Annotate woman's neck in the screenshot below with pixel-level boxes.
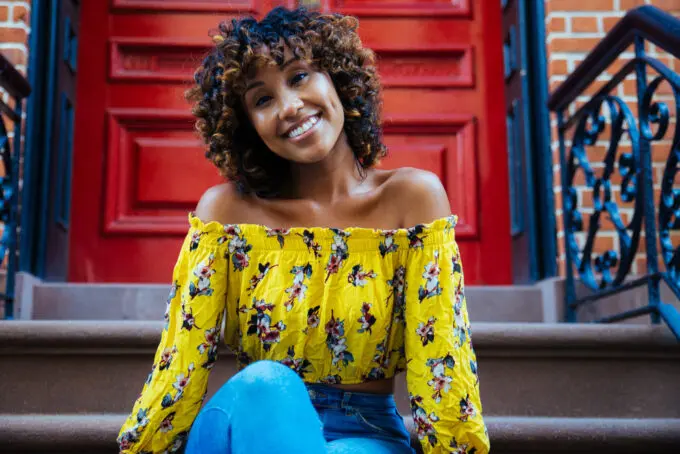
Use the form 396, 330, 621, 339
287, 133, 367, 205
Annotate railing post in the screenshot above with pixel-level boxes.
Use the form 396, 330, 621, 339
4, 98, 23, 320
557, 110, 577, 322
634, 35, 662, 325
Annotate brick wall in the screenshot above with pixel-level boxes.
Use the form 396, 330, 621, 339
545, 0, 680, 277
0, 1, 29, 71
0, 0, 30, 318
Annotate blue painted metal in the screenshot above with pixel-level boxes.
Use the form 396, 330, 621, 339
634, 36, 662, 325
549, 5, 680, 339
21, 0, 48, 274
526, 0, 557, 278
507, 101, 524, 237
0, 55, 31, 319
55, 93, 74, 228
35, 0, 61, 279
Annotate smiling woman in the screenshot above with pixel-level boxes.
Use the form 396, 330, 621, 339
117, 6, 490, 454
186, 7, 385, 198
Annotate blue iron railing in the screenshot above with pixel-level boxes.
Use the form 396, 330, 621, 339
548, 5, 680, 339
0, 54, 31, 319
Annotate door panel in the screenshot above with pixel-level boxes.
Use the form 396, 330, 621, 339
70, 0, 511, 284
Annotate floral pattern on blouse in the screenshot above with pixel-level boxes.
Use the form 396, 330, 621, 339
118, 214, 489, 454
247, 262, 278, 294
325, 310, 355, 368
284, 264, 312, 311
265, 227, 290, 248
246, 298, 286, 351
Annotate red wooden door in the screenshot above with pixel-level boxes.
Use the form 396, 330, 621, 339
70, 0, 511, 284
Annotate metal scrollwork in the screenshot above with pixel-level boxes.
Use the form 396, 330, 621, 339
649, 71, 680, 283
565, 95, 643, 291
551, 10, 680, 337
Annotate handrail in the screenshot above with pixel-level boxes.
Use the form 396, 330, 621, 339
0, 53, 31, 319
548, 5, 680, 112
548, 5, 680, 340
0, 54, 31, 99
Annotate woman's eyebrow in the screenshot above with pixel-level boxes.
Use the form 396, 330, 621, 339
244, 81, 264, 94
280, 57, 298, 70
244, 58, 300, 94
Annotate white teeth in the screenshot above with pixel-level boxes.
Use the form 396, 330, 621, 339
288, 115, 319, 138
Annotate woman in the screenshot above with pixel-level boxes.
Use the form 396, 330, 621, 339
118, 6, 489, 454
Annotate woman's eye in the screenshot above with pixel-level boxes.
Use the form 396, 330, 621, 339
255, 95, 271, 107
291, 72, 308, 85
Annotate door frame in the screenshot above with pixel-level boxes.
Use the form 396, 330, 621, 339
525, 0, 557, 279
21, 0, 78, 279
503, 0, 557, 281
21, 0, 51, 276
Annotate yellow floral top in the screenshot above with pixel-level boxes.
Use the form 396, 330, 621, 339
118, 214, 489, 454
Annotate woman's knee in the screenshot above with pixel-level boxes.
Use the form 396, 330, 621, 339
229, 360, 305, 398
205, 360, 304, 410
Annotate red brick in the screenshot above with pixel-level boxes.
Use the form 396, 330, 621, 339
619, 78, 637, 96
550, 37, 602, 53
602, 16, 623, 32
0, 27, 27, 44
652, 143, 675, 166
620, 0, 646, 9
593, 235, 616, 254
551, 0, 614, 11
549, 16, 567, 33
572, 17, 600, 33
550, 59, 569, 76
0, 6, 8, 22
557, 259, 567, 277
12, 5, 28, 25
0, 49, 25, 66
605, 56, 634, 76
650, 0, 680, 13
550, 79, 566, 92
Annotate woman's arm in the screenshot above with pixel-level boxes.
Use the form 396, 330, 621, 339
117, 189, 232, 453
399, 171, 490, 453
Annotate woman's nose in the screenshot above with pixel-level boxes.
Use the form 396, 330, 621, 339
278, 94, 303, 121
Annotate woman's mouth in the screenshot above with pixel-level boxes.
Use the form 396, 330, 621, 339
285, 114, 321, 141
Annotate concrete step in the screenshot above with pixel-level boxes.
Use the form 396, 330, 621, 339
14, 272, 549, 322
0, 414, 678, 453
1, 321, 678, 418
13, 272, 680, 324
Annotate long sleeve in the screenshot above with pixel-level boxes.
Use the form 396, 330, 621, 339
117, 227, 228, 453
404, 227, 490, 454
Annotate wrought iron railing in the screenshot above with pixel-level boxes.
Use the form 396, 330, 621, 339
0, 54, 31, 319
548, 5, 680, 339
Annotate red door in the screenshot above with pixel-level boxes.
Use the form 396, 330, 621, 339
70, 0, 511, 284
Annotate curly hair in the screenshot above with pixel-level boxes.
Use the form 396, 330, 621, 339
186, 7, 386, 197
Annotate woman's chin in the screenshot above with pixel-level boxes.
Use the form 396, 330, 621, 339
286, 148, 333, 165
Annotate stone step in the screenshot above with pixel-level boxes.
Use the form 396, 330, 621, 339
14, 272, 549, 322
1, 321, 678, 418
14, 272, 680, 324
0, 414, 678, 453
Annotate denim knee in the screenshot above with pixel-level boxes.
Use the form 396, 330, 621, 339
235, 360, 299, 385
204, 360, 304, 412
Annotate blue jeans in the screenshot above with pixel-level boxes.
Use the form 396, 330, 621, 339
185, 360, 415, 454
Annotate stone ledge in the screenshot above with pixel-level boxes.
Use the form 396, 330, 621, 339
0, 321, 677, 352
1, 414, 679, 453
14, 271, 546, 323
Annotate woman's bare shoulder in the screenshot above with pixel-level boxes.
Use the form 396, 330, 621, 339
382, 167, 451, 226
194, 182, 249, 225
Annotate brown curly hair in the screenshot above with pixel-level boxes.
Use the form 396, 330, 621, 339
185, 7, 386, 197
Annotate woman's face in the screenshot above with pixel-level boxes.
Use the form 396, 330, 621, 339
243, 47, 346, 165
